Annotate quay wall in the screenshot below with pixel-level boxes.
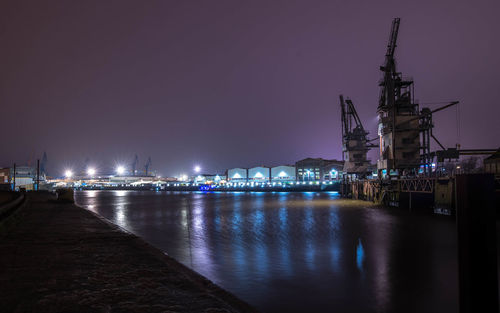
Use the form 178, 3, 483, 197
0, 192, 257, 312
79, 182, 341, 192
341, 178, 452, 213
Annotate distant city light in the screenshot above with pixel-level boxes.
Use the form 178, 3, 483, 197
194, 165, 201, 173
116, 166, 125, 175
87, 167, 96, 176
65, 170, 73, 178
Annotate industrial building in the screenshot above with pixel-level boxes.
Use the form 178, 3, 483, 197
0, 168, 10, 190
484, 150, 500, 175
227, 168, 248, 182
227, 161, 343, 184
248, 166, 271, 181
193, 174, 226, 184
0, 166, 43, 191
295, 158, 343, 181
271, 165, 296, 181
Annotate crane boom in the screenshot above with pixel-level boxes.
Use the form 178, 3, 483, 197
386, 18, 400, 58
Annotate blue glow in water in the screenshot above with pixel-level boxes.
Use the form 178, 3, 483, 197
304, 209, 315, 269
279, 207, 287, 230
214, 207, 221, 232
329, 210, 341, 271
356, 238, 365, 271
254, 209, 264, 229
232, 199, 242, 232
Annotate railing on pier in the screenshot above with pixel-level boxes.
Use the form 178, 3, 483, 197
399, 178, 435, 193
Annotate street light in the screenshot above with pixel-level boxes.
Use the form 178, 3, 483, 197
65, 170, 73, 179
87, 167, 96, 176
116, 165, 125, 176
194, 165, 201, 173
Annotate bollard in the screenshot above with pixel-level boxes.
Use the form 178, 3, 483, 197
56, 188, 74, 203
456, 174, 498, 312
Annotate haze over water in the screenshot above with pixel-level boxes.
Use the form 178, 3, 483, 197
76, 190, 458, 313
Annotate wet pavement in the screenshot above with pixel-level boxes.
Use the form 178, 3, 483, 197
0, 192, 256, 313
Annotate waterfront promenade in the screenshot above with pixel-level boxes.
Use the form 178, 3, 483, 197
0, 192, 256, 312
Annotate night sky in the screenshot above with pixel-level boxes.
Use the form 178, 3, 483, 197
2, 0, 499, 176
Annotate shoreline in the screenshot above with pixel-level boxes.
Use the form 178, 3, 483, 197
0, 192, 257, 312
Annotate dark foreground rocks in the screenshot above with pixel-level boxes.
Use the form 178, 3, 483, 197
0, 193, 257, 313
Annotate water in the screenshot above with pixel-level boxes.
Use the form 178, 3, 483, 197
75, 190, 459, 313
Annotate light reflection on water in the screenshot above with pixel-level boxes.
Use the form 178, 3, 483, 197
76, 190, 458, 313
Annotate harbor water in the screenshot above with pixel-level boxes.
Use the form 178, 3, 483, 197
75, 190, 459, 313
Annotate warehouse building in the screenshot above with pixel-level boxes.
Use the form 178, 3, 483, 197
227, 168, 248, 182
295, 158, 343, 181
193, 174, 226, 183
9, 166, 38, 190
271, 165, 296, 181
227, 159, 343, 184
248, 166, 271, 181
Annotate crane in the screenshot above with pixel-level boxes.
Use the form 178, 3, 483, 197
131, 154, 138, 176
340, 95, 374, 175
378, 17, 400, 111
376, 18, 421, 176
144, 157, 152, 176
40, 152, 48, 175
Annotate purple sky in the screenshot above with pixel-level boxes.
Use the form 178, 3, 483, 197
2, 0, 499, 176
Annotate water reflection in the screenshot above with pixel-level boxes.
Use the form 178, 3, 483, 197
115, 204, 126, 228
356, 238, 365, 272
75, 190, 459, 313
114, 190, 128, 197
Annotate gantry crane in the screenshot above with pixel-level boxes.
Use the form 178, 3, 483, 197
340, 95, 374, 176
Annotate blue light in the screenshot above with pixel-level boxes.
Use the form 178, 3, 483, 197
356, 238, 365, 271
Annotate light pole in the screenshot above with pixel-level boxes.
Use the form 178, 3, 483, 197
87, 167, 96, 178
116, 166, 125, 176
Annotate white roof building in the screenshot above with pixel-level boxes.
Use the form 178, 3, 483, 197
248, 166, 270, 181
227, 168, 247, 181
271, 165, 296, 181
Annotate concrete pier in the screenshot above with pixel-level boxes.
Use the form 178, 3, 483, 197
0, 193, 256, 312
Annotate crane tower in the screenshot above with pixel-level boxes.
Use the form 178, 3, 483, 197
377, 18, 421, 176
340, 95, 372, 175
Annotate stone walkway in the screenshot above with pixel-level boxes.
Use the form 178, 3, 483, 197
0, 193, 257, 313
